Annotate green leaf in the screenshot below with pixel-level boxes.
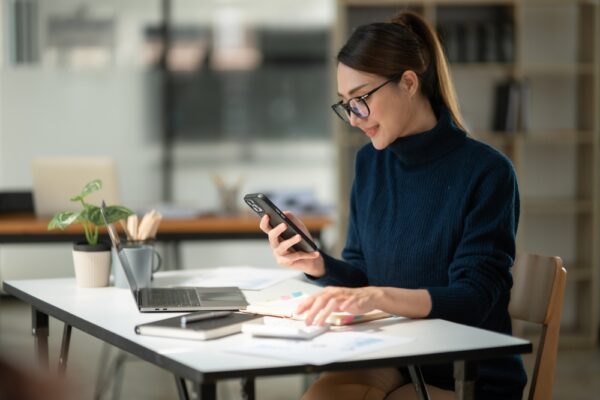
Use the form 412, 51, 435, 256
70, 179, 102, 202
47, 211, 81, 231
85, 205, 133, 227
47, 179, 133, 245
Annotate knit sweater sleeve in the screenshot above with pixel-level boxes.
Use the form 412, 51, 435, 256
426, 159, 519, 326
306, 182, 369, 287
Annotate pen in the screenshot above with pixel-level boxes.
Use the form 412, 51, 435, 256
180, 311, 232, 326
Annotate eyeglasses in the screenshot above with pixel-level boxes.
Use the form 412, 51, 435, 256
331, 74, 401, 123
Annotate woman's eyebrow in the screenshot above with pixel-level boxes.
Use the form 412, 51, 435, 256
337, 82, 370, 98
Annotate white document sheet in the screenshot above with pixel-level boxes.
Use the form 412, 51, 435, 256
228, 331, 415, 366
157, 266, 301, 290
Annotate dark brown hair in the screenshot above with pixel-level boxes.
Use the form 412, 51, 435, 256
337, 11, 466, 132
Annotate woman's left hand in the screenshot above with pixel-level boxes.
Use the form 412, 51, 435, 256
296, 286, 383, 326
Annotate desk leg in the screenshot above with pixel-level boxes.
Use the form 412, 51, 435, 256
241, 377, 255, 400
31, 307, 49, 370
195, 382, 216, 400
408, 365, 431, 400
175, 376, 190, 400
454, 360, 477, 400
58, 324, 72, 376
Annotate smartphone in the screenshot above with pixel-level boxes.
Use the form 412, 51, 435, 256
241, 317, 328, 340
244, 193, 318, 253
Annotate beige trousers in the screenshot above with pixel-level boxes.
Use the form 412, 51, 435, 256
302, 368, 455, 400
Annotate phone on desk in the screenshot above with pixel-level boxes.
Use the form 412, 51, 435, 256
244, 193, 318, 253
241, 317, 329, 340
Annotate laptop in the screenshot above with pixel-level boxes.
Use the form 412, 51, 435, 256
31, 157, 121, 218
100, 201, 248, 312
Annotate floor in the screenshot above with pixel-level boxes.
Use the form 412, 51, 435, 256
1, 295, 599, 400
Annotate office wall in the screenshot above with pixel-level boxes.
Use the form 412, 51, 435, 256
0, 69, 162, 195
0, 69, 162, 280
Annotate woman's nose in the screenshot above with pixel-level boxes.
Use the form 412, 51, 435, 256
349, 112, 361, 127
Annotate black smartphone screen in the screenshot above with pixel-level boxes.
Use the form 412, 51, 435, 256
243, 193, 318, 253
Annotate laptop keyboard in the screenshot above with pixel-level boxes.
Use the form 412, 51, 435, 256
142, 288, 202, 308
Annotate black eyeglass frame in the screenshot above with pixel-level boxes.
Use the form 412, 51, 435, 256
331, 74, 402, 123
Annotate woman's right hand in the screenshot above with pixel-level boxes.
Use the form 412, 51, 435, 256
259, 212, 325, 278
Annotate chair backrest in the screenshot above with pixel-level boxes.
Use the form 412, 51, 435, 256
509, 253, 567, 400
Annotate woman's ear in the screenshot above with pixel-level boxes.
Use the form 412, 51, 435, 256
400, 71, 420, 97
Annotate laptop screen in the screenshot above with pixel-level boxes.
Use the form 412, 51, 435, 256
99, 201, 140, 297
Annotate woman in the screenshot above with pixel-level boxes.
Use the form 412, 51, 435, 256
259, 11, 526, 400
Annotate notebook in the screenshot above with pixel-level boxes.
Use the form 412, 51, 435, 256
31, 157, 121, 218
100, 201, 248, 312
135, 312, 260, 340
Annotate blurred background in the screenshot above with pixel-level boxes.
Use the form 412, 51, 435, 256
0, 0, 337, 276
0, 0, 598, 399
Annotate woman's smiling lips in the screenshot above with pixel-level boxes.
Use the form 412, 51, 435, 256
364, 125, 379, 138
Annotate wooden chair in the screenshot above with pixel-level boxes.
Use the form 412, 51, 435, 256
509, 253, 567, 400
395, 253, 567, 400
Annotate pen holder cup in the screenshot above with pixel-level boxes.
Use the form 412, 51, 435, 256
217, 186, 240, 216
112, 242, 162, 289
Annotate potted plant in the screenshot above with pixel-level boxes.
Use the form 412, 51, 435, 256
48, 179, 133, 287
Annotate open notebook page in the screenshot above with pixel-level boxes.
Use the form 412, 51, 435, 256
243, 291, 391, 326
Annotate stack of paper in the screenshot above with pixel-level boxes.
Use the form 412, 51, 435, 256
229, 330, 415, 365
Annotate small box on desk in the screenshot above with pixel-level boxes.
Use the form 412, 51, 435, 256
0, 191, 34, 214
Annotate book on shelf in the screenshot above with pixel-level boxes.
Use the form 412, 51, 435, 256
437, 18, 513, 63
494, 21, 514, 63
492, 79, 531, 133
505, 81, 520, 132
243, 291, 391, 326
518, 79, 531, 133
135, 312, 261, 341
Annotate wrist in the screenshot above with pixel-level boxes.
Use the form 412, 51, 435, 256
370, 286, 386, 309
306, 255, 325, 278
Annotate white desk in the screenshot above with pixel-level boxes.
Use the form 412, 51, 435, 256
3, 276, 531, 400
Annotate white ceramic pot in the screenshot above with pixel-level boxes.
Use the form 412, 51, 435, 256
72, 242, 111, 288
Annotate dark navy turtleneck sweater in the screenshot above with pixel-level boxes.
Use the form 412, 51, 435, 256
312, 107, 527, 398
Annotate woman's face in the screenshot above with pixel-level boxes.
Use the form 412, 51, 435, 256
336, 63, 413, 150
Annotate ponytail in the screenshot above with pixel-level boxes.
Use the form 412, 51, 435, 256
391, 12, 466, 132
337, 11, 467, 132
